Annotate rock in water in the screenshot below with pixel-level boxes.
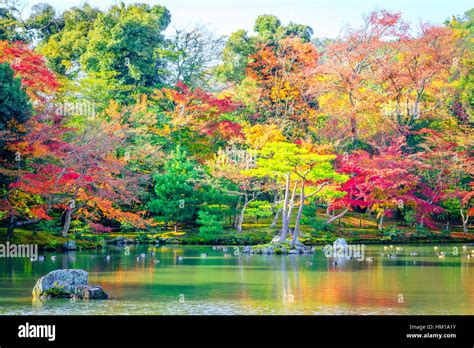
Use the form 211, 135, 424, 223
63, 240, 77, 250
73, 285, 108, 300
333, 238, 348, 248
32, 269, 108, 300
333, 238, 349, 258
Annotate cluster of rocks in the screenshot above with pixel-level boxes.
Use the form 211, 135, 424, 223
32, 269, 108, 301
106, 237, 137, 245
242, 244, 315, 255
106, 236, 176, 245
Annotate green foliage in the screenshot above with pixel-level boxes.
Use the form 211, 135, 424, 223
382, 226, 405, 241
0, 63, 32, 131
81, 3, 171, 89
197, 210, 224, 238
137, 232, 152, 243
301, 205, 335, 233
36, 219, 62, 235
37, 2, 170, 102
148, 146, 202, 227
70, 219, 92, 234
37, 3, 100, 77
447, 8, 474, 122
215, 29, 255, 83
403, 209, 417, 226
1, 3, 472, 246
413, 225, 434, 239
246, 200, 273, 220
0, 6, 25, 41
247, 141, 347, 185
440, 198, 462, 220
26, 3, 64, 41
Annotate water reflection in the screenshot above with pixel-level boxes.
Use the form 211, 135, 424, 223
0, 244, 473, 315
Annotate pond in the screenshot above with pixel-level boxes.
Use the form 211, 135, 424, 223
0, 244, 473, 315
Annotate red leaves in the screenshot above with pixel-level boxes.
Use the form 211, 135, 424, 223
29, 207, 53, 221
3, 101, 149, 232
336, 137, 440, 222
0, 40, 59, 101
62, 172, 81, 181
89, 222, 113, 234
369, 10, 405, 33
200, 120, 243, 140
161, 82, 242, 143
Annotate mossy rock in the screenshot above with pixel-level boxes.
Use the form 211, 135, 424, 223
32, 269, 108, 300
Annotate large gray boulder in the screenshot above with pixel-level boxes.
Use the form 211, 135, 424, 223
32, 269, 108, 300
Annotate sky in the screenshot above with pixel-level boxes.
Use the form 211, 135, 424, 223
18, 0, 473, 38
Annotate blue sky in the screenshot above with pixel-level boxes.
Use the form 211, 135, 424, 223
19, 0, 472, 38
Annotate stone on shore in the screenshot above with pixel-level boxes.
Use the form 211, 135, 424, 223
63, 240, 77, 250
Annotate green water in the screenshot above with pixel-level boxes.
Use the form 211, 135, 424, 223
0, 244, 473, 315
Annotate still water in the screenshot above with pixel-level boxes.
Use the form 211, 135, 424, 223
0, 244, 473, 315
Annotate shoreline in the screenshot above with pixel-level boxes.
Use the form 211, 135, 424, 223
1, 228, 473, 252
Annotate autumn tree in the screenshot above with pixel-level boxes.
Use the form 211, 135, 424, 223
3, 103, 149, 238
248, 141, 347, 246
316, 10, 408, 145
154, 82, 243, 159
216, 15, 313, 83
336, 136, 444, 230
245, 37, 319, 139
0, 40, 59, 101
414, 129, 474, 232
377, 25, 457, 129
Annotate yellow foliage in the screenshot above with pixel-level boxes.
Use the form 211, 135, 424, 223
243, 124, 285, 149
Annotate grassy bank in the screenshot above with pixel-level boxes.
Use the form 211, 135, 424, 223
0, 228, 98, 250
1, 212, 473, 251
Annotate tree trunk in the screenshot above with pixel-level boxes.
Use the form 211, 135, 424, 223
286, 181, 299, 226
271, 188, 278, 214
7, 214, 15, 241
271, 208, 282, 228
237, 195, 250, 234
378, 210, 385, 231
350, 110, 357, 144
324, 209, 349, 225
62, 209, 73, 237
367, 209, 374, 221
460, 207, 469, 233
234, 196, 242, 229
279, 173, 291, 243
291, 181, 305, 248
